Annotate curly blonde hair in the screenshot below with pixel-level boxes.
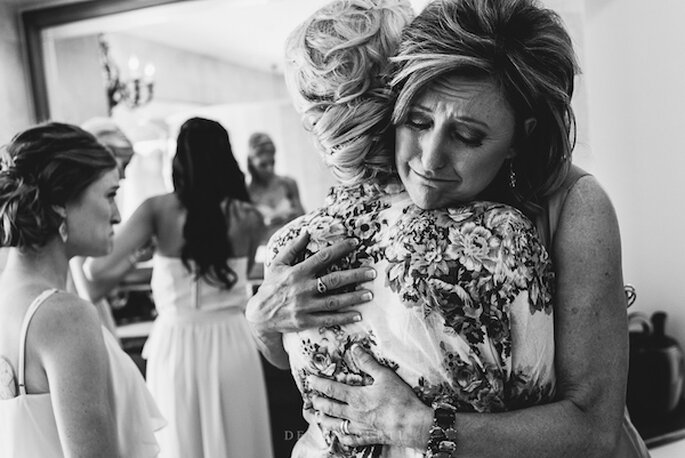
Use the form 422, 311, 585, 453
285, 0, 414, 183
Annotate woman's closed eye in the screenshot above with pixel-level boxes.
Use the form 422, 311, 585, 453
451, 127, 485, 147
404, 112, 432, 130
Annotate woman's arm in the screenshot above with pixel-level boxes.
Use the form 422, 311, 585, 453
84, 197, 156, 294
284, 176, 305, 219
34, 294, 119, 457
69, 256, 121, 304
245, 234, 376, 369
308, 177, 630, 457
228, 201, 266, 274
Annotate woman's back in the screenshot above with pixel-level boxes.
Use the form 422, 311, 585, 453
149, 192, 261, 260
142, 193, 273, 458
147, 193, 262, 314
148, 193, 261, 258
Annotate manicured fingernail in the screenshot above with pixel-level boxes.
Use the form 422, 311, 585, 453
361, 292, 373, 301
351, 344, 364, 355
349, 238, 359, 247
353, 313, 362, 322
365, 269, 377, 280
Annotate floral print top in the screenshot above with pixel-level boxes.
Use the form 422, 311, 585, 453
266, 180, 556, 458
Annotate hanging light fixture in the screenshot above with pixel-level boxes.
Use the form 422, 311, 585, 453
98, 34, 155, 114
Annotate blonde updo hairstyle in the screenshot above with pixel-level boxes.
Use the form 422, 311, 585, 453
0, 122, 117, 250
284, 0, 414, 183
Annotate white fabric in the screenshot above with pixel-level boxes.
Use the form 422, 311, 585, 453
144, 255, 273, 458
0, 289, 165, 458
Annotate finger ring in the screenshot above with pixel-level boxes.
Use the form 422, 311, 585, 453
316, 277, 328, 294
340, 418, 351, 435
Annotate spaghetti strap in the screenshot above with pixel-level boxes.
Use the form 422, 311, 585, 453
17, 289, 59, 395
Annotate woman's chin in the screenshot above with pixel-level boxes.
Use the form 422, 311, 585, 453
407, 189, 443, 210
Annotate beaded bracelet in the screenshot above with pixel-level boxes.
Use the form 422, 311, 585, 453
425, 401, 458, 458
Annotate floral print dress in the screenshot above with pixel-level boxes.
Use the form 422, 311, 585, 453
266, 180, 556, 458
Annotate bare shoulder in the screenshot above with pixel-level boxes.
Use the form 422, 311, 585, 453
146, 192, 177, 212
280, 175, 300, 191
30, 292, 103, 352
554, 175, 622, 282
558, 175, 620, 245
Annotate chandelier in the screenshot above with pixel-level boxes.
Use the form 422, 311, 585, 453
97, 34, 155, 114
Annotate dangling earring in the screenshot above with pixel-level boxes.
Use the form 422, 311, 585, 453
58, 221, 68, 243
508, 161, 517, 189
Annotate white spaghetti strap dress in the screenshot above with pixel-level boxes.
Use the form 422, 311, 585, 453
143, 255, 273, 458
0, 288, 166, 457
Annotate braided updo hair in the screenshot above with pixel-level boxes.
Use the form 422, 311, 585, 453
0, 122, 117, 250
284, 0, 414, 183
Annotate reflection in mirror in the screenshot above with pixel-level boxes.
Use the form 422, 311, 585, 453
34, 0, 365, 220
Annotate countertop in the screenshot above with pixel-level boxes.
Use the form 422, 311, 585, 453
631, 401, 685, 449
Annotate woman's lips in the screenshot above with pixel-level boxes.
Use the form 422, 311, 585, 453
410, 167, 460, 184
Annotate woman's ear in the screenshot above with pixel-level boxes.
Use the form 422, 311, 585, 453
52, 205, 66, 219
509, 117, 537, 159
524, 117, 537, 136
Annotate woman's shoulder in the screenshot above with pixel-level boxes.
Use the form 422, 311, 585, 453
556, 171, 618, 242
417, 200, 537, 235
277, 175, 299, 189
145, 192, 177, 209
28, 291, 103, 351
134, 193, 178, 219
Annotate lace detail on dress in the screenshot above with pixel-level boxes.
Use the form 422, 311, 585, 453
0, 357, 17, 400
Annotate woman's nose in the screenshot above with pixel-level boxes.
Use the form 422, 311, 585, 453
419, 130, 449, 173
112, 203, 121, 224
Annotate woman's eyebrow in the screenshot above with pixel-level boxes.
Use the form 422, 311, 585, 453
452, 116, 489, 130
411, 104, 432, 113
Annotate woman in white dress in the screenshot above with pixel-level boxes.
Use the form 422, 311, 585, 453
86, 117, 273, 458
0, 122, 164, 457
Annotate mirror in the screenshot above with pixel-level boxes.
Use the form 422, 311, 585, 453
22, 0, 360, 219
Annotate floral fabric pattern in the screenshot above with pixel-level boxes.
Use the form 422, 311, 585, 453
267, 180, 556, 458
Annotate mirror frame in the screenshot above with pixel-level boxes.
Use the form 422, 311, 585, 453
21, 0, 198, 122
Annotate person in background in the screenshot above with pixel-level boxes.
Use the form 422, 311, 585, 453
81, 117, 135, 177
246, 0, 648, 456
247, 132, 305, 243
85, 117, 273, 458
69, 117, 145, 339
0, 122, 164, 457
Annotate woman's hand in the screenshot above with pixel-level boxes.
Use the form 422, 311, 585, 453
245, 233, 376, 368
308, 344, 432, 450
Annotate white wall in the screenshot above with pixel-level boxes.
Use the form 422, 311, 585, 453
0, 3, 37, 143
584, 0, 685, 342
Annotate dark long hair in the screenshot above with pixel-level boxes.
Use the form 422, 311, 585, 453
171, 117, 250, 288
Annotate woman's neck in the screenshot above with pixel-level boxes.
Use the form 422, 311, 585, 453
3, 242, 70, 290
251, 174, 275, 188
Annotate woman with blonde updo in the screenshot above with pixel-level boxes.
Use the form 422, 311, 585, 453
249, 0, 649, 456
0, 122, 164, 458
244, 1, 577, 457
